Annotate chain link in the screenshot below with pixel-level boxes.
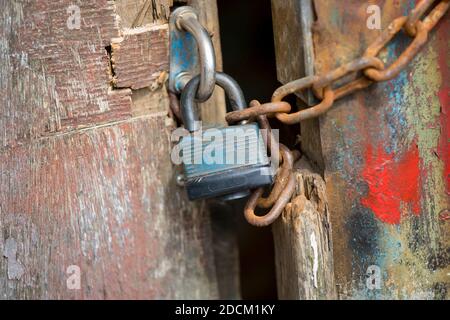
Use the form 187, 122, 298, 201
226, 101, 291, 124
405, 0, 436, 36
227, 0, 448, 227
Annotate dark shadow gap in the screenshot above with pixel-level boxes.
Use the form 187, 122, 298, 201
217, 0, 280, 300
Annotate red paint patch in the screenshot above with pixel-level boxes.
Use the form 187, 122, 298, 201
361, 143, 421, 224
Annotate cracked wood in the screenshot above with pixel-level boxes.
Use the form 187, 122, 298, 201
273, 159, 336, 300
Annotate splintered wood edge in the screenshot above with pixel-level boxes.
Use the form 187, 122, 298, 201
273, 158, 336, 300
110, 24, 169, 90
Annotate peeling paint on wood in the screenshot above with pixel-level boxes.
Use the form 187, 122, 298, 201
312, 0, 449, 299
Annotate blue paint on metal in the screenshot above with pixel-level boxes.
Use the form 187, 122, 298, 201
381, 34, 410, 155
169, 21, 200, 92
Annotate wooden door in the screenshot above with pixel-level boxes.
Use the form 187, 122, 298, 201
0, 0, 237, 299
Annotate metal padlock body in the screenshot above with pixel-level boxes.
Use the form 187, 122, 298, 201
180, 73, 274, 200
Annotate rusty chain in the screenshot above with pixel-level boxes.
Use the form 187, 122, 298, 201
226, 0, 449, 227
244, 102, 301, 227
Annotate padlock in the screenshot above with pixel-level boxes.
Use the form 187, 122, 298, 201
178, 72, 274, 201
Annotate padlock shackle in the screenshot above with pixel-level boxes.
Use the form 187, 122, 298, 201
173, 6, 216, 102
181, 72, 247, 132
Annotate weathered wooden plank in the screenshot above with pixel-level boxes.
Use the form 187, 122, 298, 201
273, 159, 336, 300
271, 0, 316, 105
271, 0, 315, 88
311, 0, 449, 299
0, 114, 218, 299
0, 0, 132, 143
111, 24, 169, 90
271, 0, 336, 300
271, 0, 324, 170
0, 0, 220, 299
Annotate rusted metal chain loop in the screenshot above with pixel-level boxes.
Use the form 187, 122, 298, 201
365, 16, 408, 57
244, 176, 296, 227
272, 75, 317, 102
253, 104, 281, 167
256, 114, 275, 155
246, 100, 283, 169
244, 144, 296, 227
422, 0, 450, 31
254, 102, 284, 209
320, 0, 447, 98
257, 144, 294, 209
333, 77, 374, 101
364, 17, 428, 81
312, 56, 384, 100
405, 0, 437, 36
240, 101, 297, 211
271, 75, 337, 124
225, 101, 291, 124
274, 87, 335, 124
257, 0, 448, 126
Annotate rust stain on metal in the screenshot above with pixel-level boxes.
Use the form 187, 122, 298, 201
225, 101, 291, 124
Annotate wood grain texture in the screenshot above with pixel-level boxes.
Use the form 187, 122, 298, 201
271, 0, 311, 85
273, 159, 336, 300
271, 0, 324, 170
111, 24, 169, 90
0, 0, 132, 144
0, 115, 218, 299
115, 0, 173, 28
0, 0, 220, 299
